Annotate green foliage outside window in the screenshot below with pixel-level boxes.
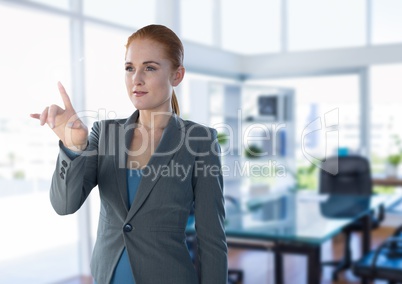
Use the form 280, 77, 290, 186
244, 144, 264, 159
217, 132, 228, 145
387, 134, 402, 166
296, 164, 318, 190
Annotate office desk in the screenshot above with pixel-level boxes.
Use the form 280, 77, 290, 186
372, 176, 402, 187
187, 191, 390, 284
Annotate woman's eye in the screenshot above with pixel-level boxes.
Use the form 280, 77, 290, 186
125, 66, 134, 72
145, 66, 156, 71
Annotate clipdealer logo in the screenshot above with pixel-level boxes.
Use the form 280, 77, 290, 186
63, 108, 340, 176
301, 108, 339, 175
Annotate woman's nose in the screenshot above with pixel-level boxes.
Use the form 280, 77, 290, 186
132, 72, 144, 85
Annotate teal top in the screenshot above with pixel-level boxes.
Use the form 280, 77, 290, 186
110, 168, 142, 284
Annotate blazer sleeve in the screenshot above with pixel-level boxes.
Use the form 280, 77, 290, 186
192, 128, 228, 284
50, 121, 100, 215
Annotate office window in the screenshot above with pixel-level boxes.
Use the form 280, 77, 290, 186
0, 4, 79, 283
247, 75, 361, 189
372, 0, 402, 44
84, 24, 133, 119
221, 0, 281, 54
26, 0, 69, 10
84, 0, 156, 28
370, 64, 402, 175
180, 0, 214, 46
288, 0, 366, 51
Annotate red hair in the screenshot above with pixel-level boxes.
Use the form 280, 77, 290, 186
126, 24, 183, 115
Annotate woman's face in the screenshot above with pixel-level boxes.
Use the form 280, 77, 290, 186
125, 38, 184, 112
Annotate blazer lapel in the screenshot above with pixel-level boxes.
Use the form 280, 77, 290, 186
113, 110, 140, 213
125, 111, 186, 222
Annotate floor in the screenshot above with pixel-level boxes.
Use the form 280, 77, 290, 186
57, 227, 396, 284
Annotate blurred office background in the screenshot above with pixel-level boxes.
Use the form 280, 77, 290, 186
1, 0, 402, 283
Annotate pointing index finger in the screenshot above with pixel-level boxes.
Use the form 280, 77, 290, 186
58, 81, 73, 110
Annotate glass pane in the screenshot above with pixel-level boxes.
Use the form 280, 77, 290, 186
180, 0, 214, 46
26, 0, 69, 10
247, 75, 361, 189
370, 64, 402, 178
84, 24, 134, 119
288, 0, 366, 51
221, 0, 281, 54
221, 191, 386, 243
84, 0, 156, 28
372, 0, 402, 44
0, 4, 79, 283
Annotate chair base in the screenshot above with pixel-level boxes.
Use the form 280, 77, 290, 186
322, 259, 352, 281
322, 230, 353, 281
228, 269, 243, 284
353, 250, 402, 283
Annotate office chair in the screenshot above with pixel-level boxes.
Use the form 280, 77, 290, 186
353, 225, 402, 284
319, 155, 385, 281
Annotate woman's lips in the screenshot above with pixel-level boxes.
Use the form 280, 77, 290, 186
134, 91, 148, 97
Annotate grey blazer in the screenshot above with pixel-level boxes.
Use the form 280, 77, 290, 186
50, 110, 228, 284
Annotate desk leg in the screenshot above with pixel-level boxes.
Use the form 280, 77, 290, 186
361, 211, 372, 254
274, 244, 321, 284
274, 251, 283, 284
307, 246, 321, 284
360, 212, 372, 284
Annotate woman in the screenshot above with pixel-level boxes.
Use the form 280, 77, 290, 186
30, 24, 227, 284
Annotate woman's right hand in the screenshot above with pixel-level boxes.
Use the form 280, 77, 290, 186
30, 82, 89, 151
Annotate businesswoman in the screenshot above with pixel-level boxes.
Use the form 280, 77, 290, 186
30, 24, 227, 284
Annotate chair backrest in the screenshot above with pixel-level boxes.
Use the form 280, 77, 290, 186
319, 156, 373, 218
319, 155, 373, 195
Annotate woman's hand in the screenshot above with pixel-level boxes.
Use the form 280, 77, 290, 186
30, 82, 88, 151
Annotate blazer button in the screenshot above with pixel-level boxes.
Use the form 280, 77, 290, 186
124, 224, 133, 232
62, 160, 68, 167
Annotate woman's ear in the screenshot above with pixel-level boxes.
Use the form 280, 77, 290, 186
172, 66, 185, 87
